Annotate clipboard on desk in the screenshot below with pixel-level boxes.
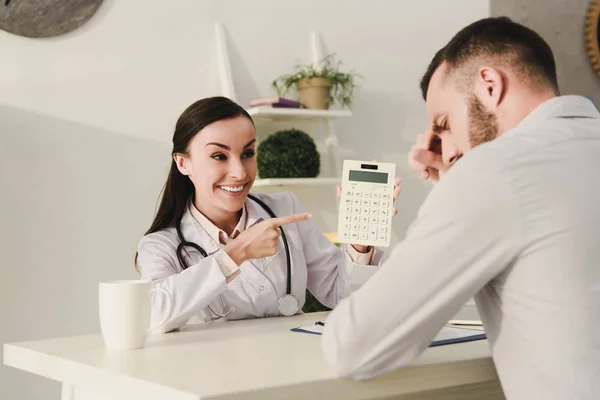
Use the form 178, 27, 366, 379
291, 321, 486, 347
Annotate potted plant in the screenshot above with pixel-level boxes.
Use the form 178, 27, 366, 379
272, 53, 361, 110
256, 129, 320, 178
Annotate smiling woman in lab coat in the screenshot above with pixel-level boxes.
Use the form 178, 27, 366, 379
136, 96, 401, 333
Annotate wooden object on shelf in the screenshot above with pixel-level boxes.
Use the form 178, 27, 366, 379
585, 0, 600, 77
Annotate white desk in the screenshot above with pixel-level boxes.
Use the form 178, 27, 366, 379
4, 312, 504, 399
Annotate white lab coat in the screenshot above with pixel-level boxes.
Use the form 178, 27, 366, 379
137, 191, 383, 332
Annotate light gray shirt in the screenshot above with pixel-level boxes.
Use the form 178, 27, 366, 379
322, 95, 600, 400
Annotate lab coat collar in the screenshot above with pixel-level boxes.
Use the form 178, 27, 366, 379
188, 200, 248, 243
516, 95, 599, 131
179, 194, 275, 251
245, 194, 275, 227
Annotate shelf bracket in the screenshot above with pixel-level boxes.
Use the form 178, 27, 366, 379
310, 30, 325, 70
215, 21, 237, 101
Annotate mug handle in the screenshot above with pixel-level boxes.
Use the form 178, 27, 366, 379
148, 287, 173, 332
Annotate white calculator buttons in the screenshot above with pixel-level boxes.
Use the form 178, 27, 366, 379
339, 160, 395, 247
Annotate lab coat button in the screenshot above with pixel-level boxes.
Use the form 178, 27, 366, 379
259, 286, 264, 291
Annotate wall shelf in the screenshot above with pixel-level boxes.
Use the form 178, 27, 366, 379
253, 177, 340, 187
246, 107, 351, 121
215, 22, 345, 178
214, 22, 346, 234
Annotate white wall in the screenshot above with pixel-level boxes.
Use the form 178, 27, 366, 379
491, 0, 600, 106
0, 105, 170, 400
0, 1, 489, 399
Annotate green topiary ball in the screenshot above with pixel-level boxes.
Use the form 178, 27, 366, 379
257, 129, 320, 178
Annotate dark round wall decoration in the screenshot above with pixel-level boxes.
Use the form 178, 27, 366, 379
0, 0, 104, 38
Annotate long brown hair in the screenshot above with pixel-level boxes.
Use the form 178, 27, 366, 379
135, 97, 253, 266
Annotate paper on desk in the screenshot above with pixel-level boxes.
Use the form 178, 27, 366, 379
430, 326, 486, 347
290, 322, 325, 335
448, 319, 483, 327
291, 322, 486, 347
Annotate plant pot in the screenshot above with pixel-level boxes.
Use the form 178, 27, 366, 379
295, 77, 332, 110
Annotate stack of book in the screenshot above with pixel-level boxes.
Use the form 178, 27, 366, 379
249, 97, 302, 108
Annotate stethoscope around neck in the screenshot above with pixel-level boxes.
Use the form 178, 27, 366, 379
175, 194, 299, 318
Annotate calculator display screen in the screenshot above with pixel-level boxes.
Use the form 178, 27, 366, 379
349, 170, 388, 184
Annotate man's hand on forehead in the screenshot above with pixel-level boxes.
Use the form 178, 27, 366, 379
408, 125, 454, 183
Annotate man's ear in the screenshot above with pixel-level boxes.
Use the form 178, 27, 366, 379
473, 66, 506, 110
173, 153, 191, 176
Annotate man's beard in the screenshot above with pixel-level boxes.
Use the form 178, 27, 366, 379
468, 95, 499, 148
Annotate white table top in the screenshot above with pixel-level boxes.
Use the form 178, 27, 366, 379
3, 312, 499, 400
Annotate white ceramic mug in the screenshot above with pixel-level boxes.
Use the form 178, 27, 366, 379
98, 280, 172, 350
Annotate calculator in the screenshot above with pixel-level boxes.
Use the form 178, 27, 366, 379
337, 160, 396, 247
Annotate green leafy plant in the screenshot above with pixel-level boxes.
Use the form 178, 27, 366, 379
257, 129, 320, 178
272, 53, 361, 108
303, 241, 339, 313
303, 290, 331, 313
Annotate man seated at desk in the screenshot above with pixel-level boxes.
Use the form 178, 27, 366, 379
322, 17, 600, 400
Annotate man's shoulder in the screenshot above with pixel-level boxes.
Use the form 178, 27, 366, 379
483, 114, 599, 165
423, 142, 514, 214
443, 141, 507, 181
454, 124, 551, 175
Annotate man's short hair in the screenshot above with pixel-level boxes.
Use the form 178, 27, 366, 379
420, 17, 559, 100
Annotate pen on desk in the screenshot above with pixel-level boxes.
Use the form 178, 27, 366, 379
315, 321, 325, 326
